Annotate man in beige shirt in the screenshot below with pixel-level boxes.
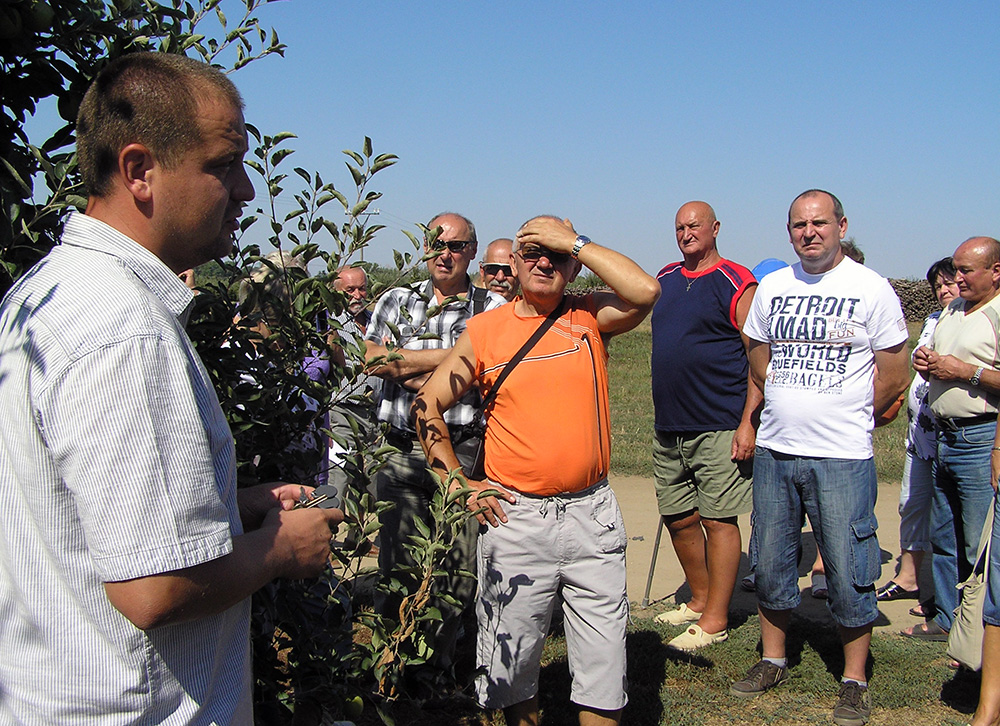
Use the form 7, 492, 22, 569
907, 236, 1000, 639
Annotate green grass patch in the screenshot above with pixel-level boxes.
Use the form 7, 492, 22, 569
355, 610, 976, 725
527, 613, 976, 725
608, 320, 655, 478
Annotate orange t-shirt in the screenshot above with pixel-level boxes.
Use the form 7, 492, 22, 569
466, 295, 611, 495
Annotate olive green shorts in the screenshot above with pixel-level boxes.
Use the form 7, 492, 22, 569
652, 429, 753, 519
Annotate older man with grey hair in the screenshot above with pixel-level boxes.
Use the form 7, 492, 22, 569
907, 236, 1000, 642
478, 237, 519, 301
415, 215, 660, 726
364, 212, 505, 668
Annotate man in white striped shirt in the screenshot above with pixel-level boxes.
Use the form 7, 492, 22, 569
0, 53, 341, 724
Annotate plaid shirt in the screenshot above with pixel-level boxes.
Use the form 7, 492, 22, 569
366, 279, 504, 432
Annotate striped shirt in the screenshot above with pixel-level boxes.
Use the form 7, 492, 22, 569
0, 213, 251, 724
366, 280, 504, 432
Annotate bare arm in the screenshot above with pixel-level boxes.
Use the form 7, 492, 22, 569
748, 338, 771, 393
364, 340, 450, 382
412, 332, 515, 527
730, 284, 763, 461
515, 217, 660, 337
873, 342, 911, 420
104, 504, 341, 630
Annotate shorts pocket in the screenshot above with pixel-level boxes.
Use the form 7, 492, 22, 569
849, 514, 880, 588
592, 493, 627, 554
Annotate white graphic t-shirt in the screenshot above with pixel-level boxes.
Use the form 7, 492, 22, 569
744, 257, 908, 459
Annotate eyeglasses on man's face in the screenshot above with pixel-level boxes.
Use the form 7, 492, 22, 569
429, 239, 474, 253
482, 263, 512, 276
516, 245, 572, 265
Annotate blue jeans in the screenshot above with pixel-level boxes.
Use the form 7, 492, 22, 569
753, 448, 880, 628
931, 421, 996, 631
984, 488, 1000, 626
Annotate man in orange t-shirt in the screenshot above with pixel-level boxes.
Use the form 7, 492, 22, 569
414, 216, 659, 726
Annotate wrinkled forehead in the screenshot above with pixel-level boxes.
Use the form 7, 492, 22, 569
675, 202, 715, 226
429, 215, 469, 241
335, 267, 366, 288
485, 247, 513, 263
789, 192, 838, 223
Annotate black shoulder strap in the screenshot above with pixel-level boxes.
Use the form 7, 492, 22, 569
470, 285, 489, 316
481, 297, 565, 411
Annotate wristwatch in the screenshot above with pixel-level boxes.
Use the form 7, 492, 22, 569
571, 235, 592, 258
971, 366, 985, 386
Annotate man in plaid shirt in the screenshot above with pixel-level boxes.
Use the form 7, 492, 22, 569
365, 212, 505, 669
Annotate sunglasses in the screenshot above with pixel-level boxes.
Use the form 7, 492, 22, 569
517, 246, 572, 265
482, 263, 512, 276
428, 239, 474, 253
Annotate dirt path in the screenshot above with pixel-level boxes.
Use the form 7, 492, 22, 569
610, 474, 931, 634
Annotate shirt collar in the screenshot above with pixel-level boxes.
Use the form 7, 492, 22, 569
421, 275, 475, 304
61, 212, 195, 321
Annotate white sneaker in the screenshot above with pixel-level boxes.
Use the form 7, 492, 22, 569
668, 623, 729, 651
654, 602, 702, 625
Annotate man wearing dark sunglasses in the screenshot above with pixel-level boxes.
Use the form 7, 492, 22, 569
414, 215, 660, 726
478, 237, 519, 302
364, 212, 505, 672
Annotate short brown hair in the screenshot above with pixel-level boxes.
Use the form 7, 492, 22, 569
76, 52, 243, 197
789, 189, 845, 223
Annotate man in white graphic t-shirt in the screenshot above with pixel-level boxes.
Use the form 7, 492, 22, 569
732, 190, 910, 726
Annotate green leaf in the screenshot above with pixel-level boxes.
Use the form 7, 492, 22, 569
329, 189, 349, 210
270, 131, 297, 145
417, 606, 443, 622
363, 136, 373, 158
412, 516, 431, 539
350, 198, 372, 217
347, 164, 364, 188
1, 157, 33, 196
372, 154, 398, 173
320, 219, 342, 240
343, 149, 365, 167
180, 34, 205, 50
270, 148, 294, 167
65, 194, 88, 210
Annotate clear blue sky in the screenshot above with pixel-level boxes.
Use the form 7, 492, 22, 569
44, 1, 1000, 279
